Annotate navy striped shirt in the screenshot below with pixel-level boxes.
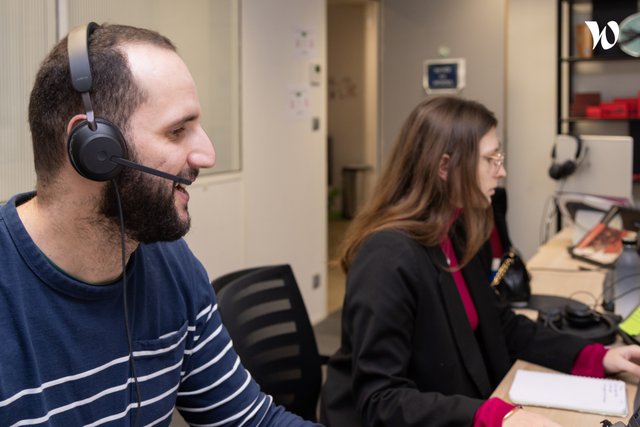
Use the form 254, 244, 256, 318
0, 192, 317, 426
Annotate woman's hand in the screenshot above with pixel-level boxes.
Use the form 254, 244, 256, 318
603, 345, 640, 377
502, 408, 562, 426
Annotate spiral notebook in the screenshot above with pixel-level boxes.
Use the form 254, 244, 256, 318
508, 369, 627, 417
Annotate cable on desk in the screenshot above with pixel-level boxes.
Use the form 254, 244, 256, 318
566, 290, 599, 308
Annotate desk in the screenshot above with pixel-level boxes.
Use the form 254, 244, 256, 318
491, 229, 637, 425
523, 228, 608, 313
492, 360, 635, 425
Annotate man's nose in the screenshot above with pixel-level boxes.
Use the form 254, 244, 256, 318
188, 127, 216, 170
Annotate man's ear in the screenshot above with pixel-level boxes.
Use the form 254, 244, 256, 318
66, 114, 87, 138
438, 154, 450, 181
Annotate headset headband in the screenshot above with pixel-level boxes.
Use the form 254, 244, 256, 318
551, 134, 582, 160
68, 22, 99, 131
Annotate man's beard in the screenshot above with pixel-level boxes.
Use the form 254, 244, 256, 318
99, 164, 195, 243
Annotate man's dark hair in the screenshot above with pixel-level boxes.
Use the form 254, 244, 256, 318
28, 23, 176, 189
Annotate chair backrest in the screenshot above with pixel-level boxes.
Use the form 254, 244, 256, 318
211, 264, 323, 421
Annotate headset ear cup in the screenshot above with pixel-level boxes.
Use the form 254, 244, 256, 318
548, 162, 561, 180
564, 303, 599, 328
561, 160, 576, 177
67, 118, 127, 181
548, 160, 577, 180
549, 135, 582, 180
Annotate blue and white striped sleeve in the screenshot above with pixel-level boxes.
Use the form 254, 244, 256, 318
176, 285, 320, 426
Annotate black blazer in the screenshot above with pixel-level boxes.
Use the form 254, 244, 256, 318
491, 186, 512, 251
320, 228, 589, 427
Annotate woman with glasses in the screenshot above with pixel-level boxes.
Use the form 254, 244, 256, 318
320, 96, 640, 427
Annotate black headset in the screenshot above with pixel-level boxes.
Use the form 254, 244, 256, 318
67, 22, 128, 182
527, 294, 620, 345
66, 22, 191, 185
548, 135, 583, 181
536, 300, 619, 345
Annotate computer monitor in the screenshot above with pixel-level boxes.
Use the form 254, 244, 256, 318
554, 134, 634, 202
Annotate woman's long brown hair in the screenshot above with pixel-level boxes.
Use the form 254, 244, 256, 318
339, 96, 497, 272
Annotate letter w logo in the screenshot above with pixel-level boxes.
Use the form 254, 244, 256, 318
585, 21, 620, 50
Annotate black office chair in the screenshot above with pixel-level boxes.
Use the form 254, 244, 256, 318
211, 264, 328, 421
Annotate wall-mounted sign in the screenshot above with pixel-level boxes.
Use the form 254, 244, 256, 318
422, 58, 466, 94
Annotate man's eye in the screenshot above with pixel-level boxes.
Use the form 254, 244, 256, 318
170, 127, 185, 139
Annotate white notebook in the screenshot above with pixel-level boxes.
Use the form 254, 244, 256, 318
508, 369, 628, 417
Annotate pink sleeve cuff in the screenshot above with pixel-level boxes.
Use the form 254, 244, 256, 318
571, 343, 607, 378
473, 345, 606, 427
473, 397, 516, 427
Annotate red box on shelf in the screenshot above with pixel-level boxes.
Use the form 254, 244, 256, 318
585, 106, 602, 118
570, 92, 601, 117
612, 97, 638, 118
600, 102, 630, 119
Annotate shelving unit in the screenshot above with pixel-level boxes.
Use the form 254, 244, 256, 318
557, 0, 640, 178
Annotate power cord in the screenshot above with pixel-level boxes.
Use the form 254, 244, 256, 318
566, 289, 599, 307
112, 180, 141, 427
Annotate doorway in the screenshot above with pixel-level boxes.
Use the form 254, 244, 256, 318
326, 0, 379, 314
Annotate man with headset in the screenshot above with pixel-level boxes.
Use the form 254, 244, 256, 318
0, 23, 318, 426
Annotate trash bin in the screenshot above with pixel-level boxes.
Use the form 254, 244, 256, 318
342, 164, 372, 219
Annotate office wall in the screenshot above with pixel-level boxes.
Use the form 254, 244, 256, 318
379, 0, 506, 161
184, 0, 328, 323
506, 0, 558, 258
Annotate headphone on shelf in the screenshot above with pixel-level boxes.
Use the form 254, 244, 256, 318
548, 135, 583, 181
67, 22, 128, 182
66, 22, 191, 185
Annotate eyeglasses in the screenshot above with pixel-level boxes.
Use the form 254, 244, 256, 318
482, 151, 505, 169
